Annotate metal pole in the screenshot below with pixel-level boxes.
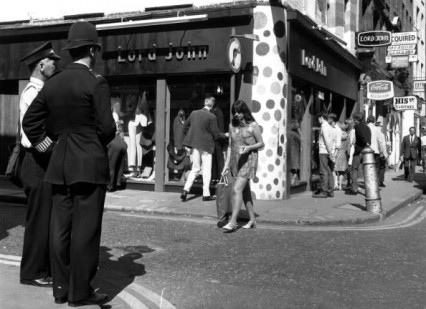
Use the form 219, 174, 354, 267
362, 146, 382, 213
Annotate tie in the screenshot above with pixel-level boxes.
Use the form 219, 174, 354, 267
411, 136, 413, 144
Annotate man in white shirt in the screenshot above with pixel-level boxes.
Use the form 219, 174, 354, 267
18, 42, 60, 288
313, 111, 335, 198
367, 116, 387, 187
328, 113, 341, 188
420, 126, 426, 172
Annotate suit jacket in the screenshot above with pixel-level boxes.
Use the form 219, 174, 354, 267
354, 122, 371, 155
401, 134, 421, 160
182, 107, 226, 154
23, 63, 116, 185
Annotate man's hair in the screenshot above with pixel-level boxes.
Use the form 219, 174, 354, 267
366, 115, 375, 124
328, 113, 337, 122
204, 94, 215, 107
318, 111, 329, 120
409, 126, 416, 131
69, 45, 99, 61
353, 112, 363, 123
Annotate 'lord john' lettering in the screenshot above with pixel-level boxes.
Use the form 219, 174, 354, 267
116, 43, 209, 63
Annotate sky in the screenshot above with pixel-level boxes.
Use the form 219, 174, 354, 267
0, 0, 234, 22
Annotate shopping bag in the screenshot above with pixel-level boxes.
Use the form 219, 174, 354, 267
5, 142, 25, 188
216, 173, 233, 220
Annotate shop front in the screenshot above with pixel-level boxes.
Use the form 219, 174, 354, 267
286, 10, 362, 193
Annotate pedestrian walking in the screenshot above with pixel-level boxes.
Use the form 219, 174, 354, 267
22, 22, 116, 306
344, 118, 355, 190
18, 42, 61, 288
333, 121, 349, 191
180, 95, 228, 202
328, 114, 342, 191
312, 111, 335, 198
400, 127, 421, 182
347, 112, 371, 195
221, 100, 264, 232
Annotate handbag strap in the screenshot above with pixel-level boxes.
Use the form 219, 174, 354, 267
218, 174, 229, 186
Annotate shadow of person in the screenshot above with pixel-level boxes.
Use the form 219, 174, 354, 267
0, 204, 26, 242
93, 245, 153, 305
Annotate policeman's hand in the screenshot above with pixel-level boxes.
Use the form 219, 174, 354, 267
222, 166, 229, 175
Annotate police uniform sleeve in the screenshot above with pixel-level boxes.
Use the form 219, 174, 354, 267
22, 89, 54, 152
91, 75, 116, 146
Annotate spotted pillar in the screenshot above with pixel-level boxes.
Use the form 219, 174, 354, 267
250, 5, 288, 200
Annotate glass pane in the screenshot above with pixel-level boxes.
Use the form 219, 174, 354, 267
107, 77, 157, 181
167, 75, 230, 184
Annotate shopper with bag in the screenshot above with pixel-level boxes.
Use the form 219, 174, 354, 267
17, 42, 61, 288
221, 100, 264, 232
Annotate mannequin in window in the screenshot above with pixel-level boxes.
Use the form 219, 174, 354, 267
127, 91, 150, 177
289, 119, 301, 185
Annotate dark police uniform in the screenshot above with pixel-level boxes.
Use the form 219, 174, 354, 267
19, 42, 61, 285
23, 62, 116, 302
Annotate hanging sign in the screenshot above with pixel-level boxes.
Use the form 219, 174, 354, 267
356, 31, 392, 47
413, 80, 426, 92
393, 96, 417, 110
367, 80, 394, 100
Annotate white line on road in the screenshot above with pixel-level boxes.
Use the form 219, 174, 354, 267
116, 289, 150, 309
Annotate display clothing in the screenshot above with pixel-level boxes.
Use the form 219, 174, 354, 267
334, 131, 348, 172
229, 122, 259, 179
289, 130, 301, 170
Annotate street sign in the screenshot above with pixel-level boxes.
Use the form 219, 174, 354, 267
357, 31, 392, 47
367, 80, 394, 100
413, 80, 426, 92
393, 96, 417, 110
391, 32, 417, 45
391, 56, 410, 68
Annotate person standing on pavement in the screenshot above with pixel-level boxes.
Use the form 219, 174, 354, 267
400, 127, 421, 182
420, 126, 426, 172
22, 22, 116, 307
328, 113, 342, 191
312, 111, 335, 198
18, 42, 61, 288
347, 112, 371, 195
211, 97, 226, 184
375, 121, 389, 187
344, 118, 356, 190
180, 95, 228, 202
222, 100, 264, 232
366, 116, 387, 187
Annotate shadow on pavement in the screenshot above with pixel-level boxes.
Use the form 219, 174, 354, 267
95, 245, 152, 304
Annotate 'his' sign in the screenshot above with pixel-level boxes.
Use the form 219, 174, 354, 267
393, 96, 417, 110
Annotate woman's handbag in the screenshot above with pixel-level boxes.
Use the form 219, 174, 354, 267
5, 122, 25, 188
216, 173, 233, 220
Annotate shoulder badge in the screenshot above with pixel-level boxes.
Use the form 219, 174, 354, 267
88, 69, 103, 79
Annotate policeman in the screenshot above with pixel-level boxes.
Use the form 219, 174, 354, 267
19, 42, 61, 288
22, 22, 116, 306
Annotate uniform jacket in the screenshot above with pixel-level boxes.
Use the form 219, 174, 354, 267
354, 122, 371, 155
23, 63, 116, 185
182, 107, 226, 154
401, 134, 421, 160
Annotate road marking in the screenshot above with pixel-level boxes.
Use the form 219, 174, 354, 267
128, 283, 176, 309
118, 205, 426, 232
0, 254, 21, 266
116, 289, 149, 309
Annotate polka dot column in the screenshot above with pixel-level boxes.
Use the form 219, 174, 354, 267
251, 6, 288, 200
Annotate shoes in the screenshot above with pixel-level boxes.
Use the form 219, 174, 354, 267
202, 196, 216, 201
222, 222, 237, 232
379, 182, 386, 187
242, 221, 257, 229
180, 190, 188, 201
345, 190, 358, 195
312, 191, 328, 198
55, 297, 68, 304
327, 191, 334, 198
68, 292, 110, 307
20, 277, 52, 288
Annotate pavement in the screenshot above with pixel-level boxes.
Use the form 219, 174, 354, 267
0, 166, 425, 308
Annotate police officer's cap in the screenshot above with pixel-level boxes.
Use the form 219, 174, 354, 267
19, 42, 61, 66
63, 22, 101, 50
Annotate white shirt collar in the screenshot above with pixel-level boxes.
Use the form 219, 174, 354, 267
29, 76, 44, 88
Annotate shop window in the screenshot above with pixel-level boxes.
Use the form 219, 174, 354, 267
167, 74, 231, 184
107, 77, 157, 180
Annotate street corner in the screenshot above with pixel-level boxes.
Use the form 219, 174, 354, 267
0, 254, 176, 309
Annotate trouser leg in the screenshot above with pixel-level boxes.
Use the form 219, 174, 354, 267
183, 149, 201, 192
20, 151, 52, 280
201, 152, 212, 197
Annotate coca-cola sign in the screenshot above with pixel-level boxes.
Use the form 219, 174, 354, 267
367, 80, 394, 100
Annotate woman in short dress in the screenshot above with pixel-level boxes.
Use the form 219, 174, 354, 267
222, 100, 264, 232
333, 121, 349, 190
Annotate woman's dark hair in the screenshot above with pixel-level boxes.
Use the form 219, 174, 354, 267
231, 100, 256, 127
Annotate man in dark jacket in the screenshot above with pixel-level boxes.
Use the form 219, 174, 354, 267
400, 126, 421, 182
23, 22, 115, 307
347, 112, 371, 195
180, 95, 227, 201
